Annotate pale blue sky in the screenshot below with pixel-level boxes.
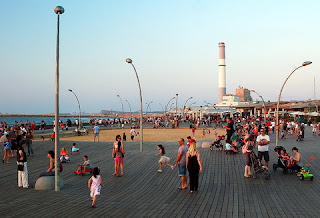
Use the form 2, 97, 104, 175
1, 0, 319, 114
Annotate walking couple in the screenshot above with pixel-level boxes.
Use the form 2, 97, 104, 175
174, 138, 203, 194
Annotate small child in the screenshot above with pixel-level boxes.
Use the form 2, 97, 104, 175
136, 132, 140, 141
155, 144, 173, 172
50, 132, 55, 141
88, 167, 104, 208
60, 147, 70, 163
71, 143, 80, 155
75, 155, 92, 174
225, 140, 239, 153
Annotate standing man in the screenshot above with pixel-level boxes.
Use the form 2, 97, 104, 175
174, 138, 189, 189
130, 127, 135, 141
93, 123, 100, 142
256, 129, 270, 169
223, 118, 235, 141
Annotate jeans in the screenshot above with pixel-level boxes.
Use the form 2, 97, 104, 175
26, 141, 33, 155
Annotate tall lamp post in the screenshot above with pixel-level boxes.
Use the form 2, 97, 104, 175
117, 95, 124, 121
125, 100, 132, 119
68, 89, 81, 129
165, 97, 176, 117
276, 61, 312, 146
175, 94, 178, 117
126, 58, 143, 152
183, 97, 193, 118
251, 90, 267, 124
159, 103, 165, 114
146, 101, 153, 115
53, 5, 64, 192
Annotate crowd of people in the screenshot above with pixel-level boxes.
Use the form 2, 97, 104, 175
1, 114, 318, 208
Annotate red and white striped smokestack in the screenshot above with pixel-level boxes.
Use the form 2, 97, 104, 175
218, 42, 226, 104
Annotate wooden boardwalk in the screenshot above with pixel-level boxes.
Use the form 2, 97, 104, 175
1, 127, 320, 217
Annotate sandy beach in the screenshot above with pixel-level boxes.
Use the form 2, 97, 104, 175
60, 128, 226, 142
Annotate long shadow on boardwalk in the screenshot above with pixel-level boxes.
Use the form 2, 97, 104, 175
1, 127, 320, 217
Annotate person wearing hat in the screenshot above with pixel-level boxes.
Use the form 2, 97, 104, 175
186, 136, 196, 147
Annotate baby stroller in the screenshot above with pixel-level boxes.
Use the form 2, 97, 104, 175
273, 146, 296, 174
250, 151, 270, 180
210, 135, 225, 151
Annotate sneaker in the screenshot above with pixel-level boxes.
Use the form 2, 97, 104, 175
91, 204, 96, 208
170, 166, 174, 170
157, 170, 162, 173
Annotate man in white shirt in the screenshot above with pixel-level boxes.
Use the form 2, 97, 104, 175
256, 129, 270, 169
130, 127, 135, 141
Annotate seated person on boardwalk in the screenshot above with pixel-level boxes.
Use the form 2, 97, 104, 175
74, 155, 93, 175
60, 147, 70, 163
290, 147, 303, 172
225, 139, 239, 153
40, 151, 55, 177
71, 143, 80, 155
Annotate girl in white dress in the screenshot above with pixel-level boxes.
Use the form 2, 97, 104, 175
88, 167, 104, 208
155, 144, 174, 172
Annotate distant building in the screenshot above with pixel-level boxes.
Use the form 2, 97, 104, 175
235, 86, 252, 102
216, 94, 241, 106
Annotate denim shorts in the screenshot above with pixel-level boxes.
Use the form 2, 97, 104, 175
178, 162, 187, 177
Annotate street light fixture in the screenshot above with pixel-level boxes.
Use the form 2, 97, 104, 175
159, 103, 165, 114
53, 5, 64, 192
117, 95, 124, 121
125, 100, 132, 119
126, 58, 143, 152
183, 97, 193, 117
251, 90, 267, 124
68, 89, 81, 130
146, 101, 153, 115
165, 97, 176, 117
175, 94, 178, 117
276, 61, 312, 146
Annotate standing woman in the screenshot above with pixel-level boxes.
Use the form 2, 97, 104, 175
25, 129, 35, 156
17, 141, 30, 188
40, 150, 55, 177
186, 143, 203, 194
112, 135, 125, 177
243, 133, 255, 178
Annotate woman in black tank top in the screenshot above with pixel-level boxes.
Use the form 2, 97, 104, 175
186, 143, 203, 193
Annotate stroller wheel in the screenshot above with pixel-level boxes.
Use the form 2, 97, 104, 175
300, 176, 304, 181
289, 169, 295, 174
273, 164, 277, 171
310, 176, 314, 181
283, 168, 288, 174
264, 173, 270, 180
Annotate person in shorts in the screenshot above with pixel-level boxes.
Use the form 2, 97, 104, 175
256, 129, 270, 169
174, 138, 189, 189
93, 123, 100, 142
